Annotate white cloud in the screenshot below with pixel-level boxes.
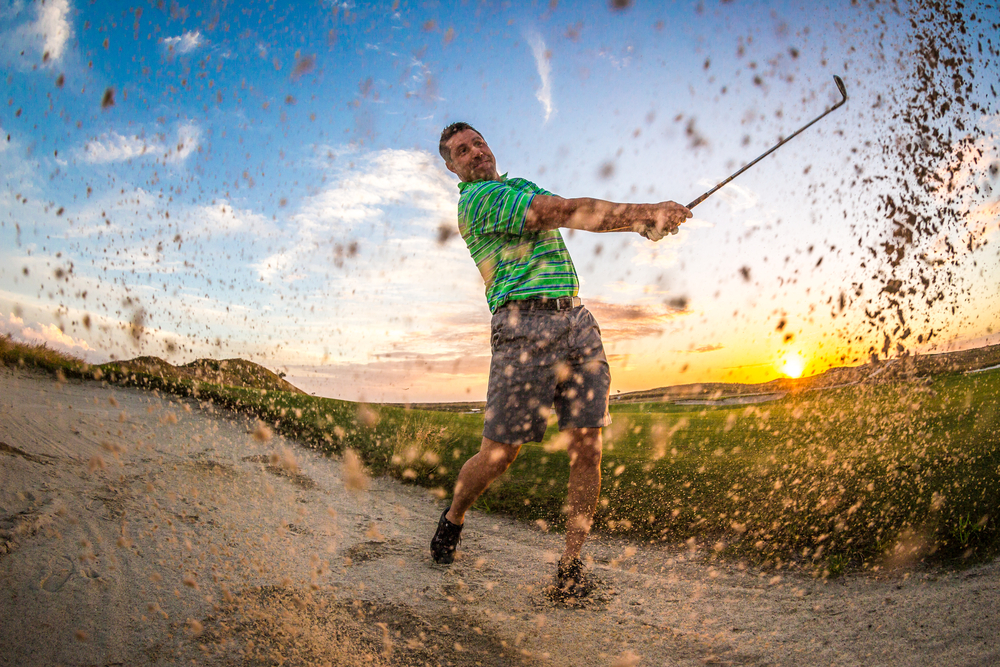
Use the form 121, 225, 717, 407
257, 147, 458, 282
0, 146, 481, 381
190, 199, 274, 236
162, 31, 203, 54
2, 312, 93, 352
35, 0, 71, 61
81, 132, 155, 163
173, 122, 201, 162
526, 30, 555, 123
22, 321, 94, 351
81, 122, 201, 164
234, 146, 493, 375
2, 0, 71, 65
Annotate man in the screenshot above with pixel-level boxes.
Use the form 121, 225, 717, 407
431, 122, 690, 596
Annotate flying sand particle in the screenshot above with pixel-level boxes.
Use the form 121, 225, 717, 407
612, 649, 642, 667
253, 421, 273, 442
342, 448, 369, 492
269, 446, 300, 474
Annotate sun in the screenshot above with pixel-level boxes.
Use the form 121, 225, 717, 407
780, 355, 805, 379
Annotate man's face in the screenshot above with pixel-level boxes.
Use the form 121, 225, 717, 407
444, 129, 499, 183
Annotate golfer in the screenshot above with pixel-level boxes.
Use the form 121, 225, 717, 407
431, 122, 691, 596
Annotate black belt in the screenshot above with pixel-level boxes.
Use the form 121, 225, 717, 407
500, 296, 581, 311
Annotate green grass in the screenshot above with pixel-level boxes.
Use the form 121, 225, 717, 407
1, 334, 94, 377
583, 374, 1000, 573
5, 335, 998, 573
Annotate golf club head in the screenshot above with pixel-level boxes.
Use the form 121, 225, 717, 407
834, 75, 848, 101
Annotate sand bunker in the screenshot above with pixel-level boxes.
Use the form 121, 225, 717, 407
1, 368, 998, 666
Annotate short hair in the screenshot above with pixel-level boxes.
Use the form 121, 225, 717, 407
439, 122, 483, 163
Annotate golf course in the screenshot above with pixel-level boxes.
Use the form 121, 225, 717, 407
10, 337, 998, 574
2, 1, 998, 665
3, 337, 999, 666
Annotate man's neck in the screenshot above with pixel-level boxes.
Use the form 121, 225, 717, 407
463, 172, 505, 184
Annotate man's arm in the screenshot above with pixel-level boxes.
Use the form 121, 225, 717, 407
524, 195, 692, 239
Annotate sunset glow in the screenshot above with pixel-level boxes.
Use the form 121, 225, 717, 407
780, 355, 806, 379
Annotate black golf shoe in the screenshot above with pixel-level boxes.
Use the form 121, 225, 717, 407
430, 507, 463, 564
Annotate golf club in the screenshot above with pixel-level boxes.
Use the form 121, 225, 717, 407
686, 75, 848, 209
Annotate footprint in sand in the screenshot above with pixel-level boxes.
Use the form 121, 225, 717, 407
40, 555, 75, 593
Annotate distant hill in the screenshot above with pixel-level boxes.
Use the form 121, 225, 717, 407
104, 356, 305, 394
105, 343, 1000, 409
611, 343, 1000, 405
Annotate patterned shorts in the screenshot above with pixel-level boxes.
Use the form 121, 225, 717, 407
484, 303, 612, 445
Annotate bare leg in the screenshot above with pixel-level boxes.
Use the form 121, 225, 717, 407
445, 436, 521, 525
561, 427, 603, 565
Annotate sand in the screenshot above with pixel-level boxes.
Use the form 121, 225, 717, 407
1, 367, 998, 666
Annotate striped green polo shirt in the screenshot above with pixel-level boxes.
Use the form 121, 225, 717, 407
457, 175, 579, 313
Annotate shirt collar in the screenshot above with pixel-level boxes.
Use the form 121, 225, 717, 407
457, 173, 508, 190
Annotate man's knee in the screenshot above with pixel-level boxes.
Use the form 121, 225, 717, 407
482, 437, 520, 470
566, 428, 602, 469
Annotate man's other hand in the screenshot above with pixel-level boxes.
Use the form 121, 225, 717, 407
634, 201, 691, 242
637, 224, 666, 241
652, 201, 692, 236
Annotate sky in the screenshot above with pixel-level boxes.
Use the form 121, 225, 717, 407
1, 0, 998, 402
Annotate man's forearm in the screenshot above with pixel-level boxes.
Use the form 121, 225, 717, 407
525, 195, 689, 237
525, 196, 646, 233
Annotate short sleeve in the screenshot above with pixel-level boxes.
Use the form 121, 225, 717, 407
459, 180, 538, 237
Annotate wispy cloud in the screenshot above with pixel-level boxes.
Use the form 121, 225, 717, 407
284, 353, 491, 402
2, 0, 72, 65
689, 343, 724, 353
596, 45, 633, 70
525, 30, 554, 122
81, 122, 201, 164
585, 298, 686, 340
697, 180, 759, 213
162, 30, 203, 54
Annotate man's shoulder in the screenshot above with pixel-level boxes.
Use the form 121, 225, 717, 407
502, 175, 532, 185
458, 178, 503, 194
502, 176, 546, 193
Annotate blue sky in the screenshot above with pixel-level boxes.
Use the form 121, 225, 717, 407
2, 0, 998, 401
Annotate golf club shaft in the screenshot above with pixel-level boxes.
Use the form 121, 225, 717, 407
686, 75, 848, 210
604, 76, 847, 234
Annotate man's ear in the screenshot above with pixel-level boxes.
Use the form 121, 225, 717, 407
445, 161, 458, 176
